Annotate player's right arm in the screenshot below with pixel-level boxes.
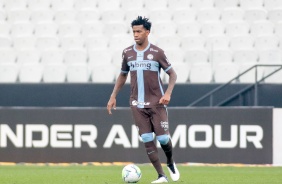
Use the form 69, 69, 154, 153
107, 72, 128, 115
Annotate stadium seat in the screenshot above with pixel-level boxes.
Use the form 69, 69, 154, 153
76, 8, 100, 23
103, 22, 128, 37
121, 0, 144, 10
238, 0, 264, 9
13, 36, 36, 49
274, 21, 282, 37
201, 21, 225, 37
60, 36, 85, 50
0, 21, 11, 36
27, 0, 51, 10
66, 63, 89, 82
88, 49, 112, 67
30, 9, 54, 23
41, 48, 64, 64
254, 35, 279, 50
97, 0, 121, 10
238, 62, 264, 83
149, 9, 172, 24
101, 9, 125, 23
34, 21, 58, 37
57, 21, 81, 37
244, 8, 267, 24
17, 49, 40, 64
233, 49, 258, 64
268, 8, 282, 23
176, 21, 201, 36
258, 49, 282, 64
7, 9, 31, 23
144, 0, 167, 11
165, 48, 185, 63
214, 0, 238, 10
91, 64, 116, 83
190, 0, 214, 10
0, 48, 16, 63
210, 48, 233, 66
225, 20, 250, 36
108, 34, 133, 50
214, 62, 240, 83
152, 22, 177, 37
250, 20, 274, 36
264, 0, 282, 10
180, 35, 205, 50
196, 8, 221, 23
42, 63, 66, 83
10, 22, 34, 37
189, 62, 213, 83
0, 63, 19, 83
18, 63, 43, 83
64, 48, 87, 64
124, 9, 148, 25
184, 49, 209, 66
85, 35, 108, 49
0, 10, 7, 22
264, 66, 282, 83
0, 36, 12, 48
172, 9, 197, 24
205, 35, 230, 50
81, 21, 104, 37
74, 0, 97, 10
167, 0, 191, 10
156, 35, 181, 50
221, 7, 244, 23
54, 9, 77, 23
4, 0, 27, 10
229, 35, 254, 50
35, 36, 60, 50
50, 0, 75, 10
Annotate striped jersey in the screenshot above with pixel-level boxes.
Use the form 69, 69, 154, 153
121, 43, 172, 108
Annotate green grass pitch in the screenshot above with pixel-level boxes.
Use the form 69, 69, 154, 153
0, 164, 282, 184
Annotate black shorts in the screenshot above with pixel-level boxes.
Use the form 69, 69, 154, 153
130, 106, 169, 136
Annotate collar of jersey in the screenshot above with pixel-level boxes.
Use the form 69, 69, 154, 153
133, 42, 151, 53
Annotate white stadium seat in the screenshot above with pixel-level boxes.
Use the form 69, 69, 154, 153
121, 0, 144, 11
74, 0, 97, 10
58, 21, 81, 37
172, 9, 197, 24
17, 49, 40, 64
149, 9, 172, 24
91, 64, 116, 83
264, 0, 282, 10
254, 35, 279, 50
264, 67, 282, 83
7, 9, 31, 23
0, 48, 16, 63
214, 0, 238, 10
229, 35, 254, 50
238, 62, 263, 83
258, 49, 282, 64
35, 36, 60, 50
30, 10, 54, 23
76, 8, 100, 23
54, 9, 77, 23
165, 48, 185, 63
184, 49, 209, 66
205, 35, 230, 50
180, 35, 205, 50
0, 63, 19, 83
81, 21, 104, 37
97, 0, 121, 10
214, 62, 239, 83
34, 21, 58, 37
27, 0, 51, 10
190, 0, 214, 10
171, 62, 189, 83
268, 8, 282, 23
19, 63, 43, 83
233, 49, 258, 64
60, 36, 85, 50
239, 0, 264, 9
274, 21, 282, 37
201, 21, 225, 37
85, 35, 108, 49
144, 0, 167, 11
10, 22, 34, 37
64, 48, 87, 64
13, 36, 36, 49
177, 21, 201, 36
41, 48, 64, 64
244, 8, 267, 24
50, 0, 75, 10
108, 34, 133, 50
189, 62, 213, 83
43, 63, 66, 83
0, 36, 12, 48
210, 48, 233, 66
88, 49, 112, 67
103, 22, 128, 37
66, 63, 89, 82
0, 10, 7, 22
152, 22, 177, 37
156, 35, 181, 50
250, 20, 274, 36
225, 20, 250, 36
196, 8, 221, 23
221, 7, 244, 23
167, 0, 191, 10
4, 0, 27, 10
101, 10, 125, 23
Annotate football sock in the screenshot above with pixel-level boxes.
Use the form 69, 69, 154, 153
160, 139, 174, 165
144, 141, 164, 175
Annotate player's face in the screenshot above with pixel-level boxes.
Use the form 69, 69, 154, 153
132, 25, 149, 45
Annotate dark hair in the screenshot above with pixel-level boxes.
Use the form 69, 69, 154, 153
131, 16, 152, 31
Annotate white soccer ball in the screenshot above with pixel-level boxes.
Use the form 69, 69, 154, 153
122, 164, 142, 183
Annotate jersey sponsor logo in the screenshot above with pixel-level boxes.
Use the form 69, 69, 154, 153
132, 100, 150, 106
130, 61, 152, 70
147, 54, 154, 60
150, 48, 158, 52
160, 121, 169, 131
128, 56, 133, 59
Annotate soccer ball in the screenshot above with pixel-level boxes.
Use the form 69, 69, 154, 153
122, 164, 142, 183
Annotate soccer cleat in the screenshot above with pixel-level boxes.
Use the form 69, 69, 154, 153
167, 162, 180, 181
151, 175, 168, 183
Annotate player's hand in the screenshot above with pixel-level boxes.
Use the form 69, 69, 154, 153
159, 94, 171, 105
107, 97, 116, 115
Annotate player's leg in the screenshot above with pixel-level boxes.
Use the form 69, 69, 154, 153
131, 107, 167, 183
151, 107, 180, 182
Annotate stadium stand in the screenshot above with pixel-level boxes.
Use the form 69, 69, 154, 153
0, 0, 281, 83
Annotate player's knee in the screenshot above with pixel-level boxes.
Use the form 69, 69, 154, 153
157, 134, 170, 145
141, 133, 154, 143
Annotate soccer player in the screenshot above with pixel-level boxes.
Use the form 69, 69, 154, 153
107, 16, 180, 183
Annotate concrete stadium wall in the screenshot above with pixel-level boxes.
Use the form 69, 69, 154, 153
0, 107, 280, 165
0, 83, 282, 107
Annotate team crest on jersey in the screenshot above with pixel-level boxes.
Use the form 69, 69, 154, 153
147, 54, 154, 60
160, 121, 169, 131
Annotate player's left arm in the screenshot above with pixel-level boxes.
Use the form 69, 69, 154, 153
159, 67, 177, 105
